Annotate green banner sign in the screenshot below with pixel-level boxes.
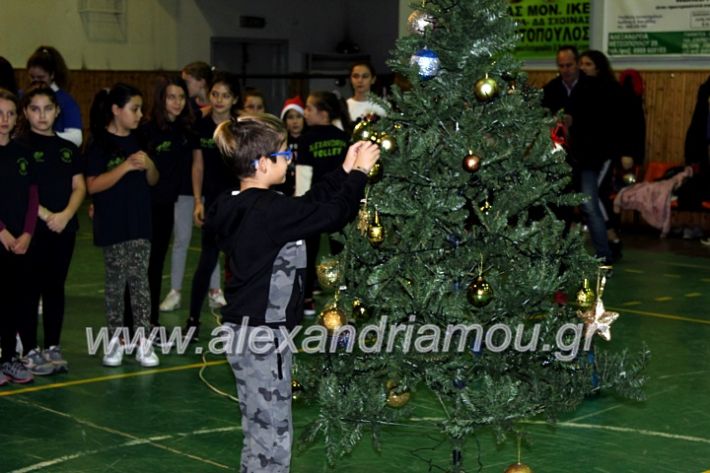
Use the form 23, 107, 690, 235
604, 0, 710, 56
508, 0, 591, 59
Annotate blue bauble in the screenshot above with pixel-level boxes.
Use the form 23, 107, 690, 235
410, 48, 440, 80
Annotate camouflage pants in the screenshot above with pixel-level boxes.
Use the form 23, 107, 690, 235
225, 323, 293, 473
102, 239, 151, 334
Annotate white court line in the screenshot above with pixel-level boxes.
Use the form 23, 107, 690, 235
7, 397, 236, 472
568, 385, 678, 423
410, 416, 710, 446
658, 369, 710, 380
522, 420, 710, 445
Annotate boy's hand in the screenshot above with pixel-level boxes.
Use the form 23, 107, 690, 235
352, 141, 381, 174
342, 141, 366, 173
0, 228, 16, 251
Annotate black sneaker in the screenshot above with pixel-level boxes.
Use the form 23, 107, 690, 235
184, 318, 200, 343
609, 240, 623, 262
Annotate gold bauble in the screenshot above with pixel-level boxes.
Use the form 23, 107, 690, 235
386, 389, 411, 408
576, 279, 595, 309
291, 379, 303, 400
352, 120, 375, 142
352, 297, 370, 322
367, 161, 382, 183
319, 306, 346, 332
316, 258, 341, 290
504, 463, 533, 473
463, 153, 481, 173
467, 276, 493, 307
622, 173, 637, 185
378, 133, 397, 153
480, 200, 492, 215
474, 76, 500, 101
367, 210, 385, 247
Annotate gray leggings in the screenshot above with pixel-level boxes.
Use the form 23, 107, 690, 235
169, 195, 220, 291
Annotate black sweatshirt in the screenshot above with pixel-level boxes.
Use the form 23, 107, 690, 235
205, 167, 367, 329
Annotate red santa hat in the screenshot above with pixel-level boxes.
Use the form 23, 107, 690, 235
280, 96, 305, 119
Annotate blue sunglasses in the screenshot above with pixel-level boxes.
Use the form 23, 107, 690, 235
269, 149, 293, 162
252, 149, 294, 168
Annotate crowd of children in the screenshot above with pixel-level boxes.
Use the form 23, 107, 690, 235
0, 48, 388, 388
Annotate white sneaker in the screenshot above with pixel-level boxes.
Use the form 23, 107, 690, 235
136, 340, 159, 367
160, 289, 181, 312
102, 342, 124, 367
701, 237, 710, 246
208, 289, 227, 309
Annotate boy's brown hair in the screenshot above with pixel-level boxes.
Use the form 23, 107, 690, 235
214, 113, 287, 179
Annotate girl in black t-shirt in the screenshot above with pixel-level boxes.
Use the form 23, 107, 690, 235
140, 76, 195, 328
0, 88, 37, 385
16, 84, 85, 375
184, 72, 241, 338
85, 83, 160, 368
295, 91, 351, 315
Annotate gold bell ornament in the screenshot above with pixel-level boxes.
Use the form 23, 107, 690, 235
367, 209, 385, 247
576, 278, 595, 309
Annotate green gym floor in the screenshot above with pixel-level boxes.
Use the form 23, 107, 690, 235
2, 212, 710, 473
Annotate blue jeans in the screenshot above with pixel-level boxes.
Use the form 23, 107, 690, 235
579, 168, 613, 262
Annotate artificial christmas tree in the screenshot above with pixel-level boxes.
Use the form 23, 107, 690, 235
299, 0, 648, 470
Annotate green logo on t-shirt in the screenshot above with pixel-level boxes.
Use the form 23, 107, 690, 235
33, 151, 45, 163
200, 137, 216, 149
155, 140, 172, 153
309, 139, 346, 159
59, 148, 73, 164
107, 156, 124, 171
17, 157, 29, 176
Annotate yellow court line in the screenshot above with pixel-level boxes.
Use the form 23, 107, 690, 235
621, 300, 642, 306
661, 273, 681, 278
654, 296, 673, 301
0, 360, 228, 397
623, 269, 645, 274
608, 306, 710, 325
685, 292, 702, 298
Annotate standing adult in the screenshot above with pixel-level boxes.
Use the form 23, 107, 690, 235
542, 45, 615, 265
578, 50, 629, 261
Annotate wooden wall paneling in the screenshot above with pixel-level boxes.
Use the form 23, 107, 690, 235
12, 68, 710, 166
14, 69, 176, 140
